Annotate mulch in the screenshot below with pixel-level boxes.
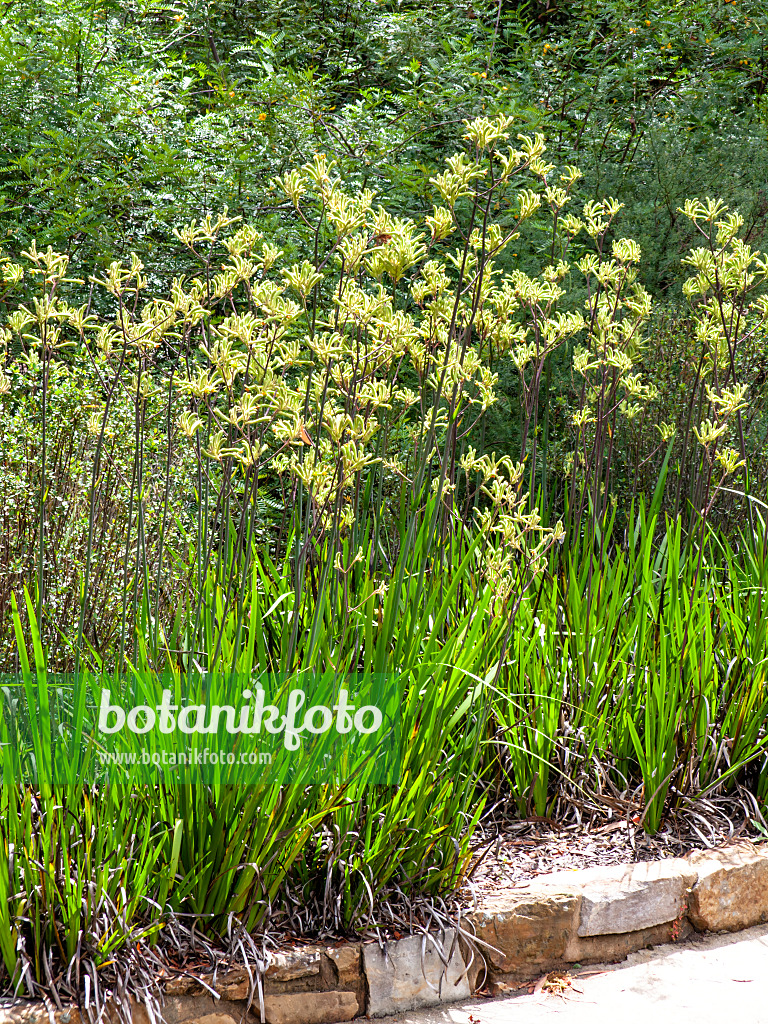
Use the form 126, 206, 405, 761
462, 814, 762, 903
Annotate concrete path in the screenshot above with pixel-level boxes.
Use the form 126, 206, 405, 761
377, 924, 768, 1024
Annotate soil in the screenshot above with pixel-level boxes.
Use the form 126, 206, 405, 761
462, 816, 762, 904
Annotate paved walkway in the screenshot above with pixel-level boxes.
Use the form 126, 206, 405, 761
381, 924, 768, 1024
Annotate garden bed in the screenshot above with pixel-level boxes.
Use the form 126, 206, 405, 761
3, 840, 768, 1024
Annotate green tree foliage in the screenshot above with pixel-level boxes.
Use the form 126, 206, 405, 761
501, 0, 768, 295
0, 0, 506, 290
2, 0, 766, 296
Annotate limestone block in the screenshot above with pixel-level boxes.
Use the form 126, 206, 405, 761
687, 844, 768, 932
468, 892, 580, 973
263, 992, 358, 1024
540, 859, 696, 937
364, 930, 470, 1017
